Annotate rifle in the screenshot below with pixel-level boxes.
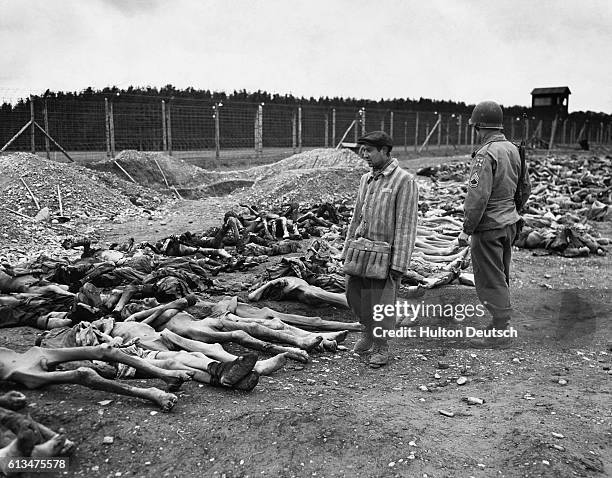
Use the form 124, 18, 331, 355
512, 114, 529, 241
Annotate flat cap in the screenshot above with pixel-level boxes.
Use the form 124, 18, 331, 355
357, 130, 393, 149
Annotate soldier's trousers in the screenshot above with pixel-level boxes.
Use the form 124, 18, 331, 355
345, 274, 399, 340
471, 223, 517, 327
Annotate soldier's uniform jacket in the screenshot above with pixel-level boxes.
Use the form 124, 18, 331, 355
463, 132, 530, 234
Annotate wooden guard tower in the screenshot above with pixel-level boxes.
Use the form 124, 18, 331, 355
531, 86, 571, 120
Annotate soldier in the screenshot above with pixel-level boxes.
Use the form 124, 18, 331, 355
458, 101, 531, 345
343, 131, 419, 367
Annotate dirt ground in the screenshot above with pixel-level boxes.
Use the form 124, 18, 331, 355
1, 151, 611, 478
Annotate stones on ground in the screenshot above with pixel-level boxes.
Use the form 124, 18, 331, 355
98, 399, 113, 406
34, 207, 50, 222
437, 361, 450, 369
462, 396, 484, 405
438, 409, 454, 417
558, 379, 568, 385
418, 385, 429, 392
551, 432, 565, 439
456, 376, 467, 386
103, 436, 114, 444
434, 373, 441, 379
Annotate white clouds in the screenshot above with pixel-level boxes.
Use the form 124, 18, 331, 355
0, 0, 610, 111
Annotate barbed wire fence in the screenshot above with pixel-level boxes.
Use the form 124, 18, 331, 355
1, 89, 611, 167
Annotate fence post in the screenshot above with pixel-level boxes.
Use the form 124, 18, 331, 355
457, 115, 462, 145
292, 110, 297, 154
109, 99, 116, 158
360, 108, 366, 135
324, 112, 329, 147
254, 110, 258, 154
570, 122, 576, 143
332, 108, 336, 147
214, 103, 221, 159
161, 100, 167, 153
548, 117, 558, 149
166, 100, 173, 156
380, 118, 384, 131
425, 123, 429, 151
43, 98, 50, 159
510, 117, 515, 141
600, 122, 604, 144
436, 113, 442, 147
404, 120, 407, 152
258, 104, 264, 156
445, 116, 450, 146
29, 96, 35, 154
465, 122, 469, 146
562, 119, 567, 145
297, 106, 302, 153
525, 118, 530, 142
413, 112, 419, 152
104, 98, 111, 158
389, 111, 394, 138
470, 124, 475, 149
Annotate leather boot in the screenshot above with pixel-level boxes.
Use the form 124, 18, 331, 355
351, 324, 374, 354
468, 319, 512, 348
368, 339, 389, 368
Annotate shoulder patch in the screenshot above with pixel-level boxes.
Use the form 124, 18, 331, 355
469, 171, 479, 188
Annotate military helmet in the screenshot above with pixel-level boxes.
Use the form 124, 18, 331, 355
469, 100, 503, 129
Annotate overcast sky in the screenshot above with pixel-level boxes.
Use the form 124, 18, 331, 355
1, 0, 610, 112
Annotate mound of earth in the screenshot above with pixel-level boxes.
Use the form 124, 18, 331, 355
191, 148, 367, 199
243, 148, 366, 180
0, 152, 166, 263
90, 150, 210, 188
233, 167, 364, 208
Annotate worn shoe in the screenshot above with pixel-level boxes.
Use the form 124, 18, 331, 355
467, 326, 513, 349
351, 333, 373, 355
368, 341, 389, 368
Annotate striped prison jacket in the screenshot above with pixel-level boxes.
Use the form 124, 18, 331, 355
342, 158, 419, 274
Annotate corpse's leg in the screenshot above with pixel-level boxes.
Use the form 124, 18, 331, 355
218, 315, 322, 351
10, 368, 177, 411
158, 329, 287, 375
161, 317, 309, 362
235, 303, 362, 331
39, 344, 193, 391
226, 315, 344, 352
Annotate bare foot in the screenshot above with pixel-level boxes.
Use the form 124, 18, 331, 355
0, 390, 27, 410
151, 389, 178, 412
162, 370, 194, 392
325, 330, 348, 343
254, 353, 288, 375
285, 348, 309, 363
32, 434, 65, 457
300, 335, 323, 352
316, 339, 338, 352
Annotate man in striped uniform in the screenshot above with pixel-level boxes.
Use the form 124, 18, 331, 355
342, 131, 419, 367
